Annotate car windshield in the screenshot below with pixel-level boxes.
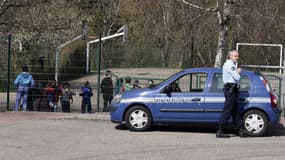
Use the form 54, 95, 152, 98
148, 70, 184, 89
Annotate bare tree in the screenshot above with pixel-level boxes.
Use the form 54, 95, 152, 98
161, 0, 171, 67
177, 0, 244, 67
0, 0, 9, 16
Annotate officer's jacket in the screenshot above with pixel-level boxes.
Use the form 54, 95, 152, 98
222, 59, 240, 84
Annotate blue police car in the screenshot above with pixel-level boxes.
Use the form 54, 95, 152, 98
110, 68, 282, 136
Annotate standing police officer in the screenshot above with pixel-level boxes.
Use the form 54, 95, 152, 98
216, 50, 247, 138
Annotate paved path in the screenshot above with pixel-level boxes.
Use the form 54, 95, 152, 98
0, 117, 285, 160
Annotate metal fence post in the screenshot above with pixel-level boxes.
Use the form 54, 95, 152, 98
282, 48, 285, 116
96, 33, 102, 112
7, 34, 11, 111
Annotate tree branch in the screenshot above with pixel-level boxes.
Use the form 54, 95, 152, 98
176, 0, 217, 12
0, 2, 24, 17
0, 21, 74, 32
0, 0, 8, 9
0, 0, 9, 15
182, 12, 207, 25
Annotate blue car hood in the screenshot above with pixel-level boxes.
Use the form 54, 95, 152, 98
122, 88, 155, 98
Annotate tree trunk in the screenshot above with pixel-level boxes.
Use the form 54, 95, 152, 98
214, 25, 228, 67
162, 0, 170, 68
181, 5, 191, 68
214, 1, 231, 68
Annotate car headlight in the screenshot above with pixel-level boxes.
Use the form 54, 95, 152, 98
112, 94, 122, 104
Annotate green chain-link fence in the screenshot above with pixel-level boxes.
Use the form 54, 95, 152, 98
1, 34, 284, 115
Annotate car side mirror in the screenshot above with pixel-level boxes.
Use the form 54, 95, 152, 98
162, 85, 171, 97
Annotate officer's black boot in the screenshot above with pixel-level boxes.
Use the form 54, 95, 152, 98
216, 130, 230, 138
238, 128, 249, 137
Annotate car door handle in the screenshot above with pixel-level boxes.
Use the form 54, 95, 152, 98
192, 98, 201, 101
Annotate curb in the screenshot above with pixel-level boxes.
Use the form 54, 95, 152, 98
0, 111, 110, 123
55, 112, 110, 121
1, 111, 285, 127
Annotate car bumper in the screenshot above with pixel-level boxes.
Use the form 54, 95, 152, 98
110, 103, 129, 123
274, 108, 282, 120
269, 107, 282, 124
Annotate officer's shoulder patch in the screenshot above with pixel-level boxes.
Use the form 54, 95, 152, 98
231, 66, 235, 71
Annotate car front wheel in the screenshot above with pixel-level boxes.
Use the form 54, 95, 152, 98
243, 110, 268, 136
125, 105, 152, 131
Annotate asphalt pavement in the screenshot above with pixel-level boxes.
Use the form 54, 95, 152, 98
0, 111, 285, 160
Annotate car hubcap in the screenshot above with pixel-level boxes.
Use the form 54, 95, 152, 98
244, 114, 264, 133
129, 110, 148, 129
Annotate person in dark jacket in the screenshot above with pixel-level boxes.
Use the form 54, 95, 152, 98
80, 81, 93, 113
101, 70, 114, 112
14, 65, 35, 111
31, 81, 44, 111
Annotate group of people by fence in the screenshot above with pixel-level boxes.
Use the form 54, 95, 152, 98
117, 76, 154, 93
14, 66, 93, 113
13, 66, 155, 113
13, 65, 95, 113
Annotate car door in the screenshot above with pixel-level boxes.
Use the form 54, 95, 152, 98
204, 73, 250, 121
156, 72, 208, 121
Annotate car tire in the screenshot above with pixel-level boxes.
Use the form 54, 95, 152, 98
243, 110, 268, 136
124, 105, 152, 131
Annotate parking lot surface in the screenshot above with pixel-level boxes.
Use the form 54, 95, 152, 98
0, 112, 285, 160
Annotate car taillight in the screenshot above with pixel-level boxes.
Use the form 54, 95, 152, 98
260, 76, 277, 108
270, 93, 277, 108
260, 77, 270, 92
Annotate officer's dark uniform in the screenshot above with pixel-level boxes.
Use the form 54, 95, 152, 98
217, 59, 246, 138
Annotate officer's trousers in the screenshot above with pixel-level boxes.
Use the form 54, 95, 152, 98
218, 84, 242, 130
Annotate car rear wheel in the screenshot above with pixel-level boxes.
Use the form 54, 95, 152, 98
243, 110, 268, 136
125, 105, 152, 131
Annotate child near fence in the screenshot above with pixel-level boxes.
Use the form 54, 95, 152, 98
60, 82, 75, 113
79, 81, 93, 113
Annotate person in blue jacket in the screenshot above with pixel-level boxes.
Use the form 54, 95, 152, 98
80, 81, 93, 113
14, 65, 35, 111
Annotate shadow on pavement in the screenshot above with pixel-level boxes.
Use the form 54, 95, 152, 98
153, 123, 218, 134
115, 124, 128, 130
115, 123, 218, 133
115, 122, 285, 137
267, 123, 285, 137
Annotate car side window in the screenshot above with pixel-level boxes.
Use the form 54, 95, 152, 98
210, 73, 250, 93
239, 76, 250, 92
173, 73, 207, 93
209, 74, 224, 93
